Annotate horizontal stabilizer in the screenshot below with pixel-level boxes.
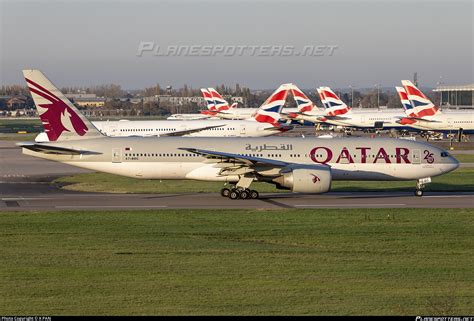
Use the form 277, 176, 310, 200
17, 142, 102, 155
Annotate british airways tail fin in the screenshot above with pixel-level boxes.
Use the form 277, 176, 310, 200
395, 86, 414, 114
401, 80, 441, 118
254, 84, 292, 123
208, 88, 230, 111
23, 69, 102, 142
291, 85, 315, 113
319, 86, 350, 116
200, 88, 216, 111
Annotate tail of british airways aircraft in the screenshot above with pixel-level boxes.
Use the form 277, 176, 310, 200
396, 87, 413, 112
201, 88, 216, 111
290, 85, 315, 113
401, 80, 441, 118
23, 69, 102, 142
318, 87, 351, 116
208, 88, 231, 111
254, 84, 292, 124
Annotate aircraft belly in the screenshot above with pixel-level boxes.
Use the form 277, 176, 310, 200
330, 164, 436, 180
66, 161, 199, 179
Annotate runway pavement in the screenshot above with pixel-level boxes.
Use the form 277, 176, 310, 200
1, 182, 473, 210
1, 141, 473, 210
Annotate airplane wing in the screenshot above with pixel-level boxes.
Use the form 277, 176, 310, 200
179, 147, 331, 179
179, 147, 289, 167
160, 124, 226, 136
403, 117, 441, 123
17, 142, 102, 155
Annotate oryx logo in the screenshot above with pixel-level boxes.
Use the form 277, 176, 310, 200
311, 174, 321, 184
26, 78, 88, 141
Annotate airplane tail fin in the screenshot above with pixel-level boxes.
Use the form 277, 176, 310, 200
23, 69, 103, 142
254, 84, 291, 123
319, 86, 350, 116
401, 80, 440, 118
201, 88, 216, 111
396, 86, 414, 114
316, 88, 329, 109
291, 85, 315, 113
208, 88, 230, 111
229, 102, 238, 109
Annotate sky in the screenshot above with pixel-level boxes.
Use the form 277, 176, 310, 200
0, 0, 472, 89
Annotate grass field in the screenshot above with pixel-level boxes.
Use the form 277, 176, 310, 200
54, 168, 474, 194
0, 209, 472, 315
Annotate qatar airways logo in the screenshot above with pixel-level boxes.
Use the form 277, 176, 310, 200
311, 174, 321, 184
309, 146, 412, 164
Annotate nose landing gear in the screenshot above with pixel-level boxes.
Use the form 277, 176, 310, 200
415, 177, 431, 197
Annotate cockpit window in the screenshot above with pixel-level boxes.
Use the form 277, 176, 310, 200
441, 152, 450, 157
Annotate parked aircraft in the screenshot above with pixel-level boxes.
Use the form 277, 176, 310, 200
167, 87, 236, 120
34, 84, 295, 142
288, 86, 412, 131
397, 80, 474, 136
22, 70, 458, 198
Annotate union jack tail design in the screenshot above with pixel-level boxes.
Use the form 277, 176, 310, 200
200, 88, 216, 111
291, 85, 315, 113
254, 84, 291, 123
208, 88, 230, 111
318, 87, 350, 116
23, 69, 101, 141
401, 80, 440, 118
395, 87, 413, 112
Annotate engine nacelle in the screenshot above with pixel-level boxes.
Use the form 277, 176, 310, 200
274, 164, 332, 193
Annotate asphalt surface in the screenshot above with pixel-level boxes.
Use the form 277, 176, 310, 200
1, 141, 473, 210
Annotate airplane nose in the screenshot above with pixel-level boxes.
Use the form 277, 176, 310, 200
451, 156, 460, 171
443, 156, 460, 173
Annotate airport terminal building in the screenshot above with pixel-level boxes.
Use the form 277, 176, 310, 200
434, 84, 474, 109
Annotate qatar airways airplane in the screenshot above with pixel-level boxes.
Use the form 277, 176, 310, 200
21, 70, 459, 199
34, 84, 295, 142
397, 80, 474, 136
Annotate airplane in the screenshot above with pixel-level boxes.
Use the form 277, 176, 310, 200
21, 69, 459, 199
167, 87, 237, 120
289, 86, 412, 131
34, 84, 295, 142
397, 80, 474, 137
204, 86, 317, 121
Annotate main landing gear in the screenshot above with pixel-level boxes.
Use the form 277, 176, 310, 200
415, 177, 431, 197
221, 187, 259, 200
221, 175, 259, 200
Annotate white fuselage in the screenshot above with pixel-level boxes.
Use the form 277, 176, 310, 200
23, 137, 459, 183
404, 112, 474, 134
297, 109, 407, 129
166, 113, 213, 120
92, 119, 281, 137
215, 107, 302, 120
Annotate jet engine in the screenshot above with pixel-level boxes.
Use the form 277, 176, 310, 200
273, 164, 332, 193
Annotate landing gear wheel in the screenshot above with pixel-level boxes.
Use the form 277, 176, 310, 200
239, 189, 250, 199
229, 189, 240, 200
221, 188, 231, 197
415, 190, 424, 197
250, 190, 259, 199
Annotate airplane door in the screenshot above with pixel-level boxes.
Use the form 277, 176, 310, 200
412, 149, 421, 164
109, 124, 118, 135
240, 124, 246, 135
447, 118, 453, 129
112, 148, 122, 163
